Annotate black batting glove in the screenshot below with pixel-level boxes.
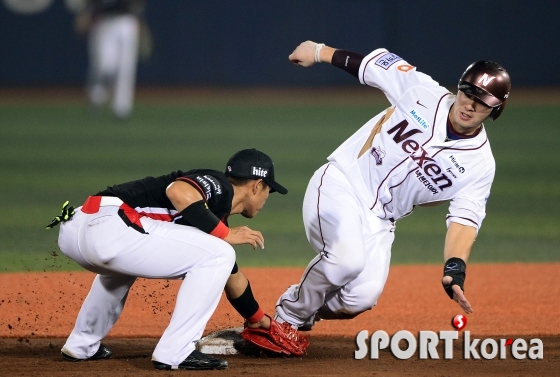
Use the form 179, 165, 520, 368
442, 257, 466, 299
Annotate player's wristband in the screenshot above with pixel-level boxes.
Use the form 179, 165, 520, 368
315, 43, 325, 63
331, 49, 364, 78
442, 257, 467, 299
178, 200, 229, 239
228, 282, 263, 323
247, 307, 265, 324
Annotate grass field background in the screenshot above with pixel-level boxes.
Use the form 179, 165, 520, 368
1, 88, 559, 272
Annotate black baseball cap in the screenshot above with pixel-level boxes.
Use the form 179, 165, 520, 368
225, 149, 288, 194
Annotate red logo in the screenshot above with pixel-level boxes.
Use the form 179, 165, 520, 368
451, 314, 467, 331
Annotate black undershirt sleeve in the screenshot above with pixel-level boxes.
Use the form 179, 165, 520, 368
331, 49, 365, 79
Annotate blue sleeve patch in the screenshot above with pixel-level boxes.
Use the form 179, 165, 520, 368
375, 52, 403, 70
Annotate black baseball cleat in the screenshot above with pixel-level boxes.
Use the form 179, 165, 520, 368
152, 350, 228, 370
61, 343, 113, 362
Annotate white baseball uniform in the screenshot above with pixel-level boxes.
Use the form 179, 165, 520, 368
87, 0, 141, 119
276, 49, 495, 327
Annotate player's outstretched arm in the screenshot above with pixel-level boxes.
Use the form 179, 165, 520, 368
442, 222, 477, 314
289, 40, 336, 67
225, 269, 270, 329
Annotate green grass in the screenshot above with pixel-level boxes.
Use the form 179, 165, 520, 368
1, 96, 558, 272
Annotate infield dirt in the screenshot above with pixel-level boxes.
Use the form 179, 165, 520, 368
1, 264, 559, 375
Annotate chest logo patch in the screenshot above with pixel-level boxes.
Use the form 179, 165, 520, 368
448, 155, 466, 174
409, 109, 431, 131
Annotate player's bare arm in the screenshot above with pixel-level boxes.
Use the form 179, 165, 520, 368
166, 180, 204, 211
444, 222, 476, 263
442, 222, 477, 314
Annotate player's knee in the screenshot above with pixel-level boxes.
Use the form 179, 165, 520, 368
350, 284, 383, 313
324, 249, 366, 286
331, 300, 375, 320
348, 301, 376, 316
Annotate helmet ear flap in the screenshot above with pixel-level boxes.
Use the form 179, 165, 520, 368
490, 102, 506, 120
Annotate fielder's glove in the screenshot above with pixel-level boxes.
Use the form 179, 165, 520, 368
241, 315, 310, 356
442, 257, 466, 299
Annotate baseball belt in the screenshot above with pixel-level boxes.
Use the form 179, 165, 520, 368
82, 196, 147, 234
81, 196, 124, 213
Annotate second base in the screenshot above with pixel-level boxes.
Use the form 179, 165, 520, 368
195, 327, 244, 355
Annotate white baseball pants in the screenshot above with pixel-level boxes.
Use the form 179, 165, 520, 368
88, 14, 139, 118
276, 163, 395, 326
58, 201, 235, 367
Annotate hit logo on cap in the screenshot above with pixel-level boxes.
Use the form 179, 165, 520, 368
251, 166, 268, 178
225, 149, 287, 194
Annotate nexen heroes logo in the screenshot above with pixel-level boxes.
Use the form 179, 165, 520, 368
388, 120, 452, 192
354, 330, 543, 360
252, 166, 268, 178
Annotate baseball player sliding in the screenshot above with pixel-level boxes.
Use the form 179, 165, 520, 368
46, 149, 308, 370
273, 41, 511, 333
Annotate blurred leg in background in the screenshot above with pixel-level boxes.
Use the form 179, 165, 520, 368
74, 0, 146, 120
88, 14, 139, 120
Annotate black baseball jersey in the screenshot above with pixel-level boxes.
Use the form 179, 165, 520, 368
97, 169, 234, 225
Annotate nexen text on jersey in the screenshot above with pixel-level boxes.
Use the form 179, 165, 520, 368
388, 120, 453, 191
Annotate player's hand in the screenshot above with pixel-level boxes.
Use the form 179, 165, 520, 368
224, 226, 264, 250
289, 40, 319, 67
246, 314, 271, 330
442, 276, 473, 314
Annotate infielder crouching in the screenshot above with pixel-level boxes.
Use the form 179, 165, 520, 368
47, 149, 287, 370
273, 41, 511, 333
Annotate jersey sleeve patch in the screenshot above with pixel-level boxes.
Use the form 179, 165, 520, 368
177, 174, 224, 202
375, 52, 403, 70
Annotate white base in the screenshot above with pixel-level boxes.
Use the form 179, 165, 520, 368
195, 327, 244, 355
